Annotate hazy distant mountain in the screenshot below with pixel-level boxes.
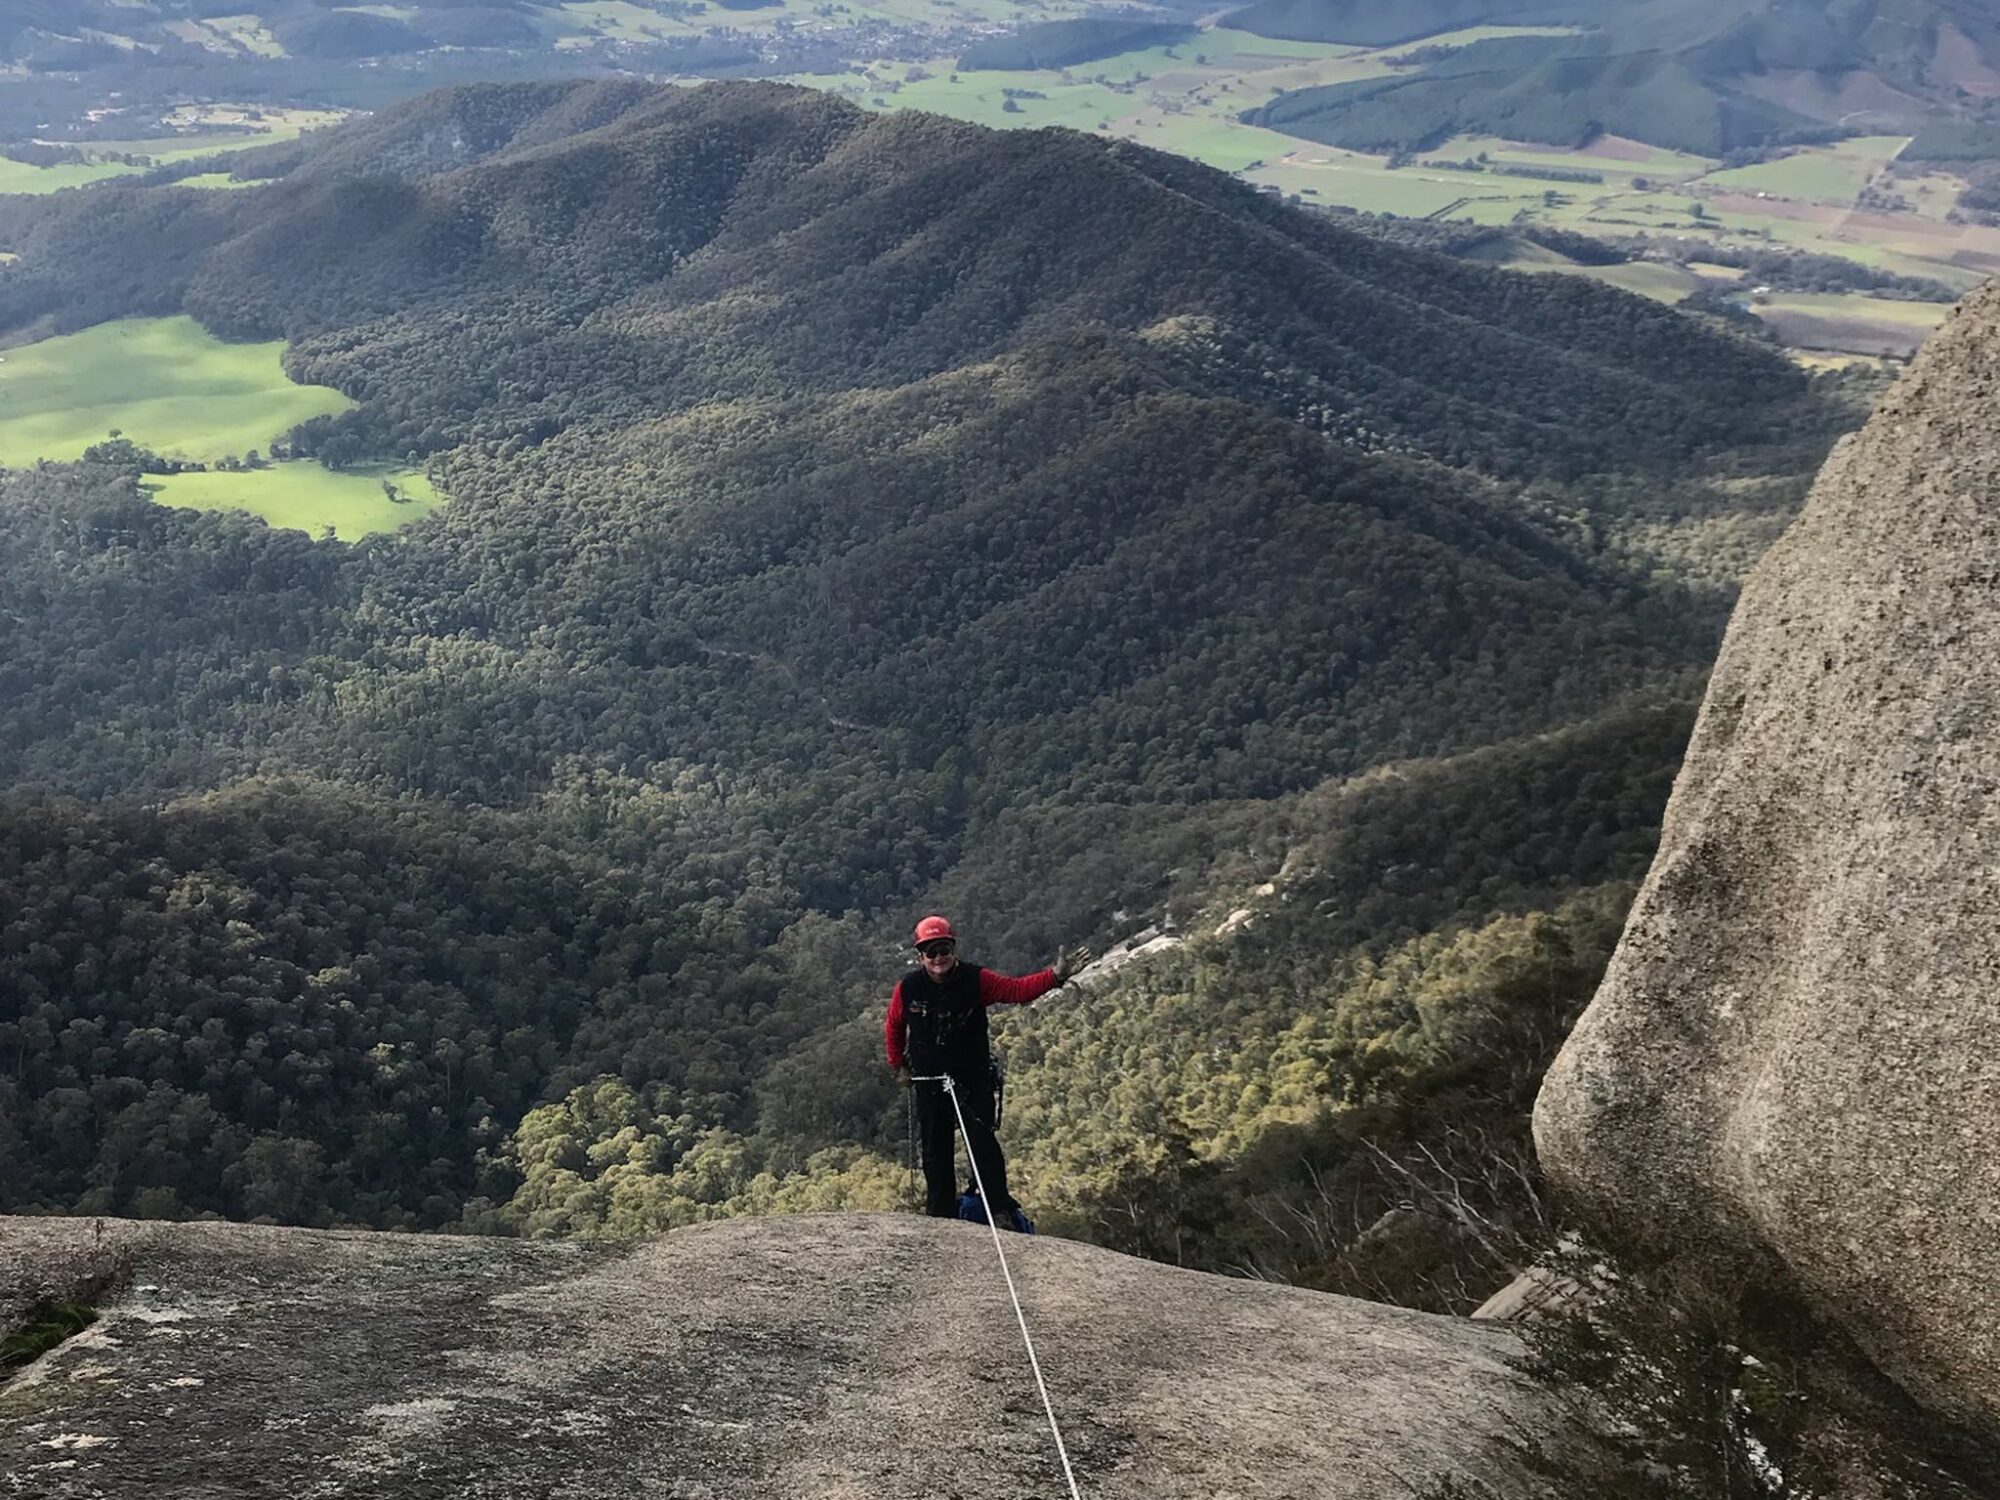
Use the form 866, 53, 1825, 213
1235, 0, 2000, 157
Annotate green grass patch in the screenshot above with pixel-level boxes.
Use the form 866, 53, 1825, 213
1136, 115, 1310, 171
208, 14, 287, 57
1248, 160, 1492, 215
1703, 143, 1901, 203
1754, 292, 1948, 329
0, 315, 441, 537
1192, 27, 1360, 61
1480, 237, 1568, 265
171, 172, 266, 191
1451, 188, 1586, 223
557, 0, 693, 44
1077, 27, 1358, 85
0, 117, 326, 197
0, 316, 352, 466
0, 158, 144, 195
846, 69, 1134, 131
149, 465, 442, 540
1378, 23, 1581, 55
1750, 291, 1949, 356
1439, 133, 1714, 183
0, 1301, 97, 1375
1552, 260, 1705, 303
79, 134, 258, 158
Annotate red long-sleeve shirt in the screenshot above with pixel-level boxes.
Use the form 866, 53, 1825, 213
884, 965, 1058, 1068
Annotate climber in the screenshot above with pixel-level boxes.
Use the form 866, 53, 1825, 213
886, 914, 1089, 1232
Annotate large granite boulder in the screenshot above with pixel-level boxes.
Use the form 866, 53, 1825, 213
1535, 284, 2000, 1432
2, 1211, 1565, 1497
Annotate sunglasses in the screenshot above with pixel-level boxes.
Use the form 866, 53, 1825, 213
918, 940, 957, 958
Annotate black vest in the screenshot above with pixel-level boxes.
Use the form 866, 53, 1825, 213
900, 962, 988, 1073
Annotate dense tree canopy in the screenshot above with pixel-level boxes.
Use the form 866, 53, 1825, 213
0, 83, 1856, 1306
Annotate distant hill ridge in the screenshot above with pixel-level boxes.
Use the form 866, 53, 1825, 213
0, 80, 1805, 475
1232, 0, 2000, 157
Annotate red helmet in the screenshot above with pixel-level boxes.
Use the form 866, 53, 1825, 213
913, 915, 956, 947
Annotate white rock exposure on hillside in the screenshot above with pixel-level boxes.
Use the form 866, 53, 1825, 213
1536, 283, 2000, 1434
2, 1212, 1565, 1497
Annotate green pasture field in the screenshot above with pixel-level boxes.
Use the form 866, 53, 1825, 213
0, 316, 441, 537
1439, 133, 1713, 183
1891, 167, 1967, 219
0, 159, 139, 194
1204, 51, 1402, 112
1072, 33, 1356, 90
0, 317, 350, 466
1380, 23, 1580, 53
881, 70, 1132, 130
1754, 292, 1948, 328
1510, 259, 1706, 303
172, 173, 265, 191
1450, 187, 1600, 224
557, 0, 676, 43
0, 112, 332, 197
1760, 294, 1944, 328
1704, 136, 1909, 202
1751, 292, 1948, 357
1136, 116, 1312, 171
1247, 160, 1493, 215
209, 15, 286, 57
849, 0, 1086, 24
1177, 28, 1359, 63
149, 465, 442, 540
168, 13, 287, 56
78, 134, 272, 161
1473, 237, 1567, 265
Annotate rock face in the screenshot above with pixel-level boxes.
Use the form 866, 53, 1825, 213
1, 1212, 1563, 1498
1535, 284, 2000, 1432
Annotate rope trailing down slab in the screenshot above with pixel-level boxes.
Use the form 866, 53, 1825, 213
913, 1072, 1084, 1500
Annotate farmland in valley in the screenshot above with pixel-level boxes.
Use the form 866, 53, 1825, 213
0, 317, 439, 538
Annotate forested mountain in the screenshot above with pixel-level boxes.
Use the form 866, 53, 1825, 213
1236, 0, 2000, 157
2, 81, 1800, 469
0, 82, 1851, 1300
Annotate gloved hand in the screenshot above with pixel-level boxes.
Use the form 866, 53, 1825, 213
893, 1063, 911, 1087
1053, 944, 1092, 983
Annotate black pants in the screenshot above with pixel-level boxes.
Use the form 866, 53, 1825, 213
914, 1066, 1011, 1219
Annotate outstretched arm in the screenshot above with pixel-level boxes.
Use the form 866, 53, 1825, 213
977, 967, 1058, 1007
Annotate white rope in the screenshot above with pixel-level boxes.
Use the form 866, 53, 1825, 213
913, 1072, 1084, 1500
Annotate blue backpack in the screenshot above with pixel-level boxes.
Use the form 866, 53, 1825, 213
957, 1189, 1035, 1234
